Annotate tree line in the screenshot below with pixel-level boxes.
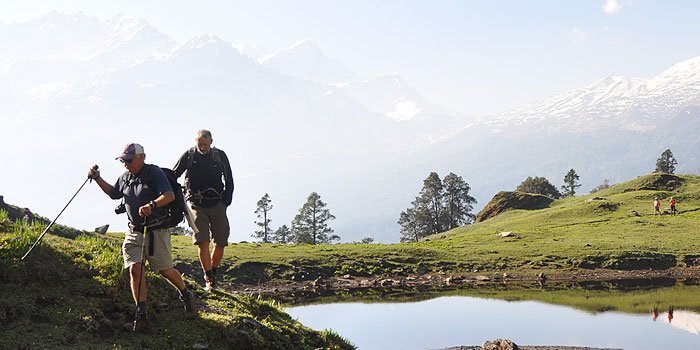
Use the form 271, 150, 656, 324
248, 149, 678, 244
398, 172, 477, 242
517, 148, 679, 198
252, 192, 339, 244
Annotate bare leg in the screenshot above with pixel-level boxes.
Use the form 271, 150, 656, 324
198, 241, 212, 272
159, 268, 186, 291
130, 263, 148, 303
211, 245, 225, 268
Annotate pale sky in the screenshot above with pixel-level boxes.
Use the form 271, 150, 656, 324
2, 0, 700, 115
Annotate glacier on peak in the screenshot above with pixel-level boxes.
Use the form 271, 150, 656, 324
480, 55, 700, 133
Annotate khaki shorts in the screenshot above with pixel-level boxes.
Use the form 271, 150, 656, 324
190, 201, 230, 246
122, 227, 173, 271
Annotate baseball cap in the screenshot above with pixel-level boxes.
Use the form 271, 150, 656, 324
116, 143, 145, 161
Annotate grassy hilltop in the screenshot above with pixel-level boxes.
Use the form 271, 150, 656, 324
0, 213, 354, 349
167, 173, 700, 286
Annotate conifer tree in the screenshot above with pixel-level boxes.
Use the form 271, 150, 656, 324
443, 172, 477, 229
655, 149, 678, 174
516, 176, 561, 199
561, 169, 581, 197
418, 172, 446, 235
272, 224, 292, 244
291, 192, 338, 244
398, 172, 477, 241
398, 204, 429, 242
253, 193, 273, 242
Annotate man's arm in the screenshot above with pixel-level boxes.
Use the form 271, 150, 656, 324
88, 166, 122, 199
138, 166, 176, 217
220, 150, 234, 206
172, 150, 189, 178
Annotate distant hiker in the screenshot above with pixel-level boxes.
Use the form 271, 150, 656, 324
652, 306, 658, 321
668, 305, 674, 323
653, 197, 661, 215
88, 143, 197, 331
669, 197, 677, 215
174, 130, 234, 291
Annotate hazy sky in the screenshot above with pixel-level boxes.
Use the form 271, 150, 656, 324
2, 0, 700, 115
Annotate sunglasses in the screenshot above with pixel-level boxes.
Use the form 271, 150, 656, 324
119, 158, 134, 164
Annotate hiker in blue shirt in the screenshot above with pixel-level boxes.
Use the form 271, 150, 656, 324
89, 142, 197, 331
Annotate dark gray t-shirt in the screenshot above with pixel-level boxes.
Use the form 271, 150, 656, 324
110, 164, 172, 227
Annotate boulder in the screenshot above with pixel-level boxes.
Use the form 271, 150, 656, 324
483, 339, 519, 350
476, 191, 553, 222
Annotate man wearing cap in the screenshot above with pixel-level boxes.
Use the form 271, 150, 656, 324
88, 143, 197, 331
174, 130, 234, 291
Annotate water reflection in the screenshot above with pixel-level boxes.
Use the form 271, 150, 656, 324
284, 279, 700, 350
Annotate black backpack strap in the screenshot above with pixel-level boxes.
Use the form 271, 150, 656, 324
186, 147, 196, 170
211, 148, 223, 170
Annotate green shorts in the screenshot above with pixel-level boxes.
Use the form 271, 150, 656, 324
190, 201, 230, 247
122, 227, 173, 271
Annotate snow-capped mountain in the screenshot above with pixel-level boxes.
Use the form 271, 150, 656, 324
338, 74, 453, 122
0, 11, 175, 65
259, 39, 360, 84
480, 55, 700, 134
234, 42, 271, 60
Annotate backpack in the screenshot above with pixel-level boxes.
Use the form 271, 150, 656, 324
160, 167, 186, 228
117, 166, 187, 229
186, 146, 224, 172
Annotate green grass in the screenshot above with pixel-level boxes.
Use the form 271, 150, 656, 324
1, 223, 355, 349
151, 173, 700, 286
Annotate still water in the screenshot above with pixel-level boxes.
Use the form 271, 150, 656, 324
286, 284, 700, 350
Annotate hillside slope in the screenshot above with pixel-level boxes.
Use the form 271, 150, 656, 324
181, 173, 700, 291
0, 212, 353, 350
428, 172, 700, 270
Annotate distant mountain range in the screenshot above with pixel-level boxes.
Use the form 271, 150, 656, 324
2, 12, 699, 243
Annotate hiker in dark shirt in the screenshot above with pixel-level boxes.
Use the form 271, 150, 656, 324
174, 130, 234, 291
89, 143, 197, 331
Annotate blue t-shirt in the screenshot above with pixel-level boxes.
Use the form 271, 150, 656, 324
110, 164, 172, 227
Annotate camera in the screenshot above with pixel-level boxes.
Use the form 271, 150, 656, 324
115, 203, 126, 215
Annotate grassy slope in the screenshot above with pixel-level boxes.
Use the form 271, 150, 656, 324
166, 173, 700, 285
0, 218, 354, 350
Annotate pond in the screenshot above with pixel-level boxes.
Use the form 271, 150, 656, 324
285, 279, 700, 350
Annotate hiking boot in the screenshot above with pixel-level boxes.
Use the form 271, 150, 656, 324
179, 291, 198, 314
123, 315, 149, 332
204, 274, 217, 292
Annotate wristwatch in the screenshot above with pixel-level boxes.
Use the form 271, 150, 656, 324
149, 200, 157, 209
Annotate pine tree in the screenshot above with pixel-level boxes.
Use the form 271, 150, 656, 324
271, 225, 292, 244
516, 176, 561, 199
442, 172, 477, 229
561, 169, 581, 197
252, 193, 273, 242
418, 172, 446, 235
398, 204, 429, 242
590, 179, 611, 194
291, 192, 338, 245
398, 172, 477, 241
655, 149, 678, 174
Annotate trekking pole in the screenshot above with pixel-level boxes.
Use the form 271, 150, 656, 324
21, 165, 98, 260
134, 218, 148, 327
